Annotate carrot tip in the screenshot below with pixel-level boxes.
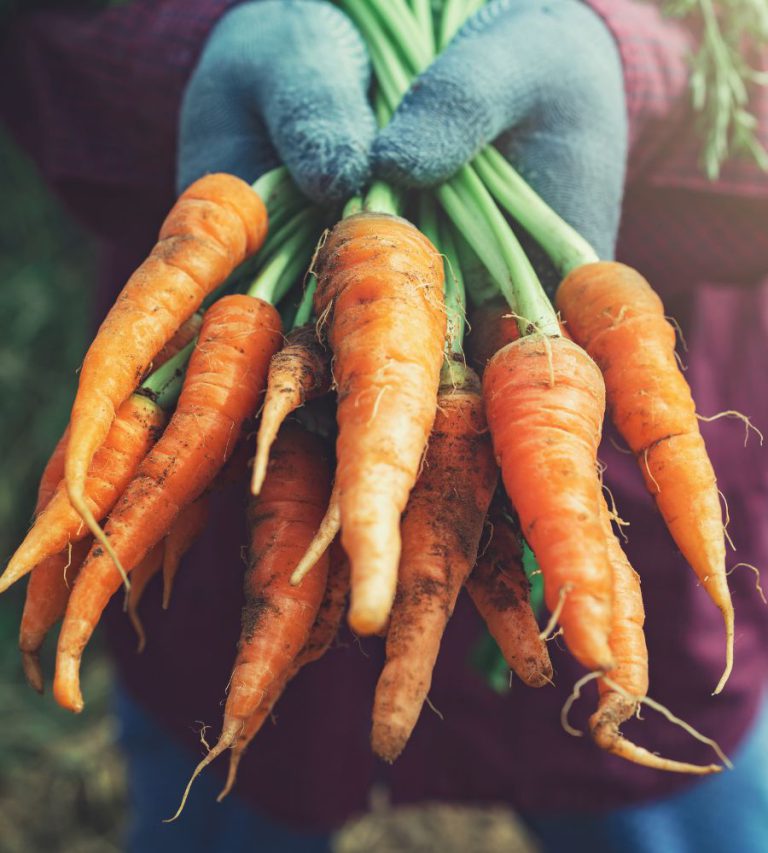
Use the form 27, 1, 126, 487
712, 606, 735, 696
21, 651, 44, 694
53, 654, 84, 713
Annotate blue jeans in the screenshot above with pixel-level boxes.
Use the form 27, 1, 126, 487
521, 697, 768, 853
114, 686, 332, 853
116, 685, 768, 853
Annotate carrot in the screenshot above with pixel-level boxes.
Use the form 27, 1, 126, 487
0, 395, 166, 595
483, 335, 614, 673
64, 174, 268, 537
151, 312, 204, 373
35, 428, 70, 514
556, 261, 733, 693
168, 423, 332, 819
54, 294, 281, 713
371, 360, 496, 762
219, 541, 350, 801
251, 323, 331, 494
161, 495, 210, 610
466, 504, 552, 688
314, 211, 446, 634
588, 496, 720, 774
126, 542, 165, 652
18, 537, 91, 694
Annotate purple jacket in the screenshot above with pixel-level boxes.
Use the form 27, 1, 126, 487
2, 0, 768, 831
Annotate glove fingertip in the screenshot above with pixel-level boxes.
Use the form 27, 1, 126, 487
372, 130, 462, 188
289, 142, 372, 204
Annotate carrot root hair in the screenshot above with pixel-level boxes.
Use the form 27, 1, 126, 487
166, 721, 240, 823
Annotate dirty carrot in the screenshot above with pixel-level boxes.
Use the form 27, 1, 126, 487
162, 495, 210, 610
127, 542, 165, 652
219, 541, 350, 801
64, 174, 268, 539
168, 423, 331, 819
372, 360, 497, 762
0, 395, 166, 595
18, 537, 91, 694
251, 322, 331, 495
466, 504, 552, 688
483, 335, 614, 672
54, 294, 281, 713
314, 211, 446, 634
556, 262, 733, 693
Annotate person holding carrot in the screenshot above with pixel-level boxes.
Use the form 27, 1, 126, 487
2, 1, 768, 852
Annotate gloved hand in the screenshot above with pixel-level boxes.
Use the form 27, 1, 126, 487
178, 0, 376, 203
372, 0, 627, 260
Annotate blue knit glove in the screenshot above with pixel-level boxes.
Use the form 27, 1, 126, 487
373, 0, 627, 259
178, 0, 376, 203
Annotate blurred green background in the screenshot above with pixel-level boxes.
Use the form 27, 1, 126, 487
0, 129, 128, 852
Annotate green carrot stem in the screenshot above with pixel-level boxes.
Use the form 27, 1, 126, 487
292, 276, 318, 329
140, 340, 194, 411
438, 221, 467, 353
366, 0, 431, 71
452, 165, 559, 336
417, 193, 463, 349
434, 182, 507, 295
474, 148, 598, 273
255, 207, 318, 273
411, 0, 435, 53
343, 196, 364, 218
453, 225, 502, 307
252, 167, 304, 216
365, 179, 403, 216
247, 217, 320, 304
338, 1, 411, 107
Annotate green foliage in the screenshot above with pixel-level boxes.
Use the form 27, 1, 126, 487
664, 0, 768, 178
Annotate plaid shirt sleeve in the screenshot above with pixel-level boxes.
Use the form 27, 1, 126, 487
0, 1, 240, 194
587, 0, 768, 198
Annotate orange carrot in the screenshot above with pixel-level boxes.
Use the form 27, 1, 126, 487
64, 174, 268, 532
18, 537, 91, 694
54, 294, 281, 713
127, 542, 165, 652
219, 541, 350, 801
483, 335, 614, 672
35, 429, 70, 514
589, 495, 720, 774
556, 261, 732, 692
251, 324, 331, 494
161, 495, 210, 610
465, 504, 552, 688
168, 423, 331, 818
371, 361, 497, 763
0, 395, 166, 595
314, 212, 446, 635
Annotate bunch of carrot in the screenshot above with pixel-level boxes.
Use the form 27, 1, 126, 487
2, 0, 740, 814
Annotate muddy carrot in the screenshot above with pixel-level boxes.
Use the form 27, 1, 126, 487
372, 359, 497, 762
168, 423, 332, 819
466, 504, 552, 688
